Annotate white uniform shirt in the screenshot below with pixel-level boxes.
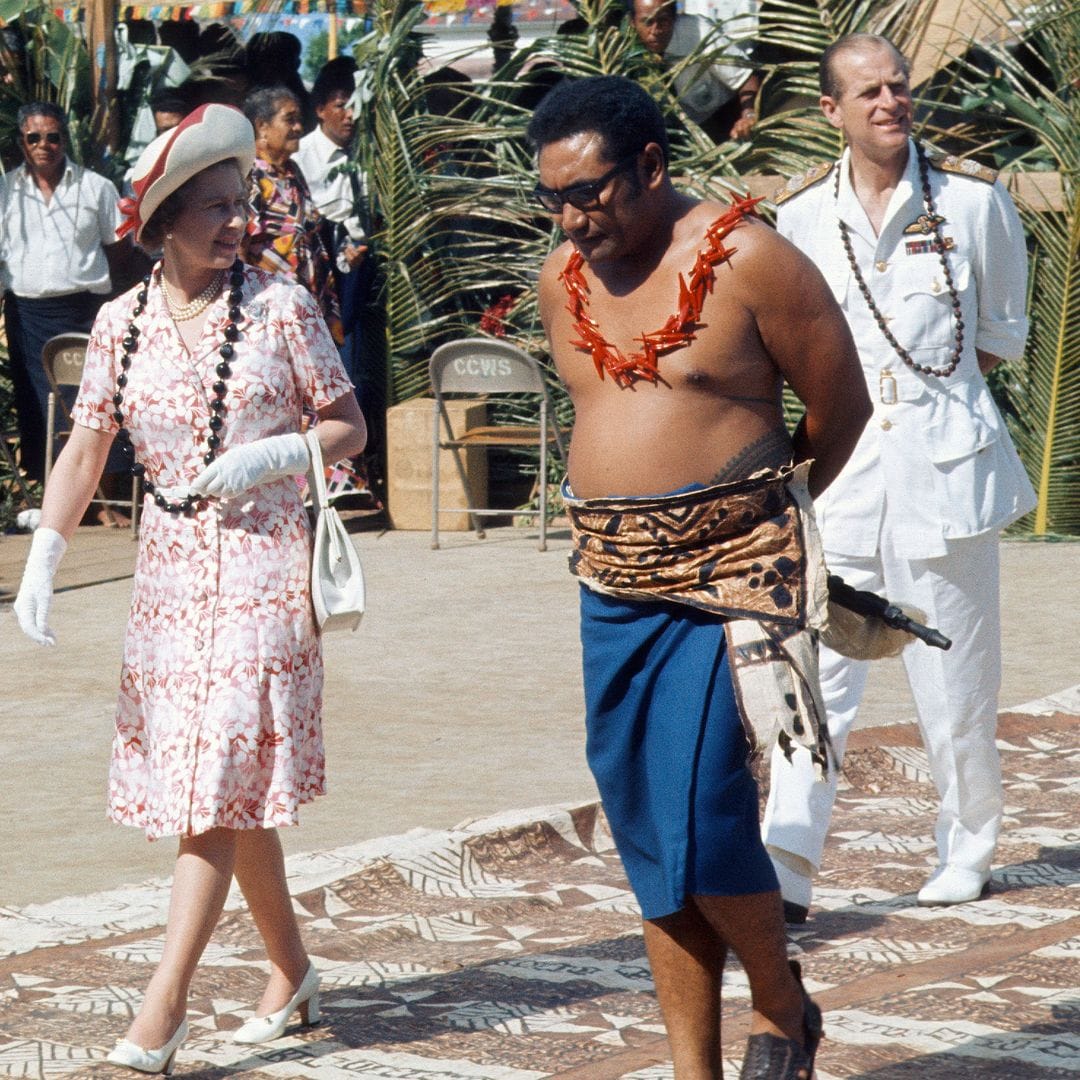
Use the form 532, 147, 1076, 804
776, 140, 1035, 559
293, 126, 357, 226
0, 160, 121, 298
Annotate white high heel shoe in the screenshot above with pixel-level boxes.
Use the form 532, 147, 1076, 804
233, 963, 320, 1044
105, 1018, 188, 1075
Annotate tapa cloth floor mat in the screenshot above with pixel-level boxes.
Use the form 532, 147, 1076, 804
1, 694, 1078, 1079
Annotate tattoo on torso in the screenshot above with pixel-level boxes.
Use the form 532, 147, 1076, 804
709, 428, 794, 485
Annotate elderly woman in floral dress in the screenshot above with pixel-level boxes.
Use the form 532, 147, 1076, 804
242, 82, 382, 507
242, 84, 343, 344
13, 104, 366, 1074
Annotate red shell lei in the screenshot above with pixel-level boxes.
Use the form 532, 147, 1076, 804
559, 195, 762, 387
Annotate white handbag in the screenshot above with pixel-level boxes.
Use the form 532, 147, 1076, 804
306, 429, 365, 633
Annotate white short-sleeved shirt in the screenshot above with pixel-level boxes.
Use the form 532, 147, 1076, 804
0, 160, 122, 298
681, 0, 758, 39
293, 126, 358, 227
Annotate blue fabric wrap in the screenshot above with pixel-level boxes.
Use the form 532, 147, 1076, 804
580, 585, 779, 920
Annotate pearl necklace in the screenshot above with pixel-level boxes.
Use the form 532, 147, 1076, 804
113, 259, 245, 515
161, 270, 225, 322
837, 142, 963, 378
560, 195, 761, 387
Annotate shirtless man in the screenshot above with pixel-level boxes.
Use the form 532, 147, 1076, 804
529, 76, 870, 1078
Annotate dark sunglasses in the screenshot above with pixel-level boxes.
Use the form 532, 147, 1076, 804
532, 155, 638, 214
24, 131, 62, 146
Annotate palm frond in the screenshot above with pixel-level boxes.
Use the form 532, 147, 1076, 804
0, 1, 98, 167
913, 0, 1078, 534
1011, 193, 1080, 534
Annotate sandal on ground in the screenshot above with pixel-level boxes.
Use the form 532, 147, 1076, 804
738, 960, 823, 1079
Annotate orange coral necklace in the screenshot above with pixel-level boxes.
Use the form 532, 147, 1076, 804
559, 195, 762, 388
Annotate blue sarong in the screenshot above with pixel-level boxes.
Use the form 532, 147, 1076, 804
580, 586, 779, 920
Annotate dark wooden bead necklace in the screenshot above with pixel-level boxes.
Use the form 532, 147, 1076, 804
837, 142, 963, 378
112, 259, 245, 515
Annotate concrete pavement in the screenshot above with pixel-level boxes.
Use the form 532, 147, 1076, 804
2, 720, 1078, 1079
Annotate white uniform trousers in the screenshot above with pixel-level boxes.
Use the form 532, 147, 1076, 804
762, 527, 1003, 877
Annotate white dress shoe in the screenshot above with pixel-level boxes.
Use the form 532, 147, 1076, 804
233, 963, 320, 1044
917, 865, 990, 906
105, 1019, 188, 1075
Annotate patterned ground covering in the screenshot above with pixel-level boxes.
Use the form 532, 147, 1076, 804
1, 696, 1078, 1079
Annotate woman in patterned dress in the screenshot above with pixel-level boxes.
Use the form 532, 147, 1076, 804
242, 85, 343, 344
13, 104, 367, 1074
242, 83, 380, 507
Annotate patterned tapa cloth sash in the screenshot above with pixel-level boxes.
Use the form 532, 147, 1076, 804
564, 462, 834, 775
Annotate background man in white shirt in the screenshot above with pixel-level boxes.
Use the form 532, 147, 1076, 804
0, 102, 129, 483
294, 59, 382, 469
763, 34, 1035, 918
294, 59, 364, 241
630, 0, 761, 142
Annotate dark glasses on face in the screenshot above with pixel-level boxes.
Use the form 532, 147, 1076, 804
532, 155, 638, 214
24, 131, 62, 146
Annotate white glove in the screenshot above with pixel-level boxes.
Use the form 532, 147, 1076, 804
13, 527, 67, 646
189, 433, 310, 500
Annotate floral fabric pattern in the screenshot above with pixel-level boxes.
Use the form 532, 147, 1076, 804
72, 264, 354, 839
246, 157, 343, 344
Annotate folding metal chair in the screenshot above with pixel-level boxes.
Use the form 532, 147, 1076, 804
42, 333, 140, 536
429, 338, 567, 551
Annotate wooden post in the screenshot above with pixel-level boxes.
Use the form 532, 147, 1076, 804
327, 0, 338, 60
85, 0, 119, 152
904, 0, 1014, 88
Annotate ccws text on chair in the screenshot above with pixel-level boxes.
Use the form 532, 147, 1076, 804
429, 338, 567, 551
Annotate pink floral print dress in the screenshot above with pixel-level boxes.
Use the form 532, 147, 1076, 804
246, 157, 343, 345
72, 264, 354, 840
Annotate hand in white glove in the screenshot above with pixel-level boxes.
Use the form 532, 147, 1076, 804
13, 527, 67, 646
189, 433, 310, 500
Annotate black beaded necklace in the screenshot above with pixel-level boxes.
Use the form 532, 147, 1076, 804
113, 259, 245, 515
837, 142, 963, 378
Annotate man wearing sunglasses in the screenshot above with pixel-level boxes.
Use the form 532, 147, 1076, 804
0, 102, 128, 487
530, 75, 869, 1077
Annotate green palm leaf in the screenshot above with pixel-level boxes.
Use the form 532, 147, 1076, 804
1014, 195, 1080, 534
916, 0, 1079, 534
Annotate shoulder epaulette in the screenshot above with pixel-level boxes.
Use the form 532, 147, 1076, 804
772, 161, 835, 206
925, 149, 998, 185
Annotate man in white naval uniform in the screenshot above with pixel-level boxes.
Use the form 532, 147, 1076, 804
763, 33, 1036, 917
